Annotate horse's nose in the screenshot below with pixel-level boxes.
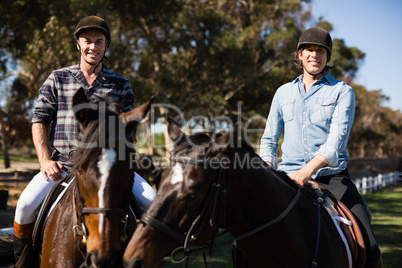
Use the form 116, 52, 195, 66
85, 251, 98, 267
86, 251, 123, 268
86, 251, 104, 268
126, 257, 145, 268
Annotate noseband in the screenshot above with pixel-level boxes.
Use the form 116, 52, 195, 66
71, 173, 132, 259
140, 154, 301, 263
141, 155, 228, 246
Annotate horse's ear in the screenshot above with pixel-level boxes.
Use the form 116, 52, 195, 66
209, 122, 248, 155
120, 97, 154, 132
214, 122, 241, 148
167, 117, 186, 144
73, 88, 94, 127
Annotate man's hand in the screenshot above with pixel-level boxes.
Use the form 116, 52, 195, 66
32, 123, 63, 182
40, 159, 63, 182
288, 155, 328, 187
288, 169, 311, 187
265, 162, 273, 168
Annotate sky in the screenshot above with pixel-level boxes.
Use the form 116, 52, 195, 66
311, 0, 402, 112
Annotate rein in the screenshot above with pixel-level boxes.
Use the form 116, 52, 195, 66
140, 154, 301, 265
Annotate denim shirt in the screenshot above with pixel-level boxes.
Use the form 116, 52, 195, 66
259, 73, 355, 178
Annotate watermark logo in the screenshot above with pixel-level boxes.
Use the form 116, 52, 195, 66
71, 100, 267, 171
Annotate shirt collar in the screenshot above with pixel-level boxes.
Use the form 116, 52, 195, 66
67, 62, 112, 76
294, 73, 336, 85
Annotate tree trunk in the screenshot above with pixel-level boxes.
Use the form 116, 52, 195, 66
0, 124, 10, 169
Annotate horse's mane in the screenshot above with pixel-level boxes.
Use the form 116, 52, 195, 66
173, 132, 215, 154
173, 129, 256, 154
271, 168, 299, 189
89, 94, 124, 114
171, 129, 297, 189
73, 96, 128, 168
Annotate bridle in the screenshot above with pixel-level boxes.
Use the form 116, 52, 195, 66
142, 155, 228, 250
139, 154, 301, 264
71, 171, 132, 266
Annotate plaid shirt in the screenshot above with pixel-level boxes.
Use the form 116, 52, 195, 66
32, 62, 135, 168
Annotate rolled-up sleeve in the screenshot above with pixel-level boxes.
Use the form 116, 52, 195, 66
316, 86, 355, 166
31, 73, 58, 126
259, 91, 284, 167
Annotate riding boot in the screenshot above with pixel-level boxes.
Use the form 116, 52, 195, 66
13, 235, 30, 266
365, 255, 383, 268
13, 221, 35, 267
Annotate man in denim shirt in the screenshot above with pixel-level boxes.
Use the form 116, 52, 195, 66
13, 16, 156, 265
260, 27, 382, 267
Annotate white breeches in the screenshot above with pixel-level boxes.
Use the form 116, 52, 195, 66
14, 171, 156, 225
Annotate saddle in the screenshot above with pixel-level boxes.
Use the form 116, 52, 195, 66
32, 172, 75, 252
307, 181, 366, 268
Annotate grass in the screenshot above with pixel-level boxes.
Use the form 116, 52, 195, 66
163, 182, 402, 268
364, 181, 402, 268
163, 232, 233, 268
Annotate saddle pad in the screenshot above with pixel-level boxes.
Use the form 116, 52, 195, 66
333, 199, 366, 268
323, 205, 352, 268
306, 181, 365, 268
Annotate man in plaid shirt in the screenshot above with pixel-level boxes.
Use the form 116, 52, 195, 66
13, 16, 156, 264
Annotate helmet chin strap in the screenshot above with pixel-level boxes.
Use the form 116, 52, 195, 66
304, 66, 326, 81
83, 57, 103, 74
305, 69, 318, 81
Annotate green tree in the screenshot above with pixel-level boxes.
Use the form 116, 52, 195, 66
0, 0, 400, 159
348, 85, 401, 158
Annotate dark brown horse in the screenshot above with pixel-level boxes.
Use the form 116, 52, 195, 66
123, 118, 351, 268
38, 88, 152, 267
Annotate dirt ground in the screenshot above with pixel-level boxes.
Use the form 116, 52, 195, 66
0, 163, 39, 229
0, 157, 401, 230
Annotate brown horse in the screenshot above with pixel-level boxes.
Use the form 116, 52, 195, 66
123, 118, 351, 268
38, 88, 152, 267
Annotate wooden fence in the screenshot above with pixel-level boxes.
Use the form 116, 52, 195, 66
354, 171, 401, 195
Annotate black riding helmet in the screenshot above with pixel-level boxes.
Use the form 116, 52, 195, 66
297, 27, 332, 61
74, 16, 111, 45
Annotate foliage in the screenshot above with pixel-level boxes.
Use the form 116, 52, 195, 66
348, 85, 402, 158
0, 0, 401, 158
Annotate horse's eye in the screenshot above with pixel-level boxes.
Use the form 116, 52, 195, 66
189, 194, 196, 200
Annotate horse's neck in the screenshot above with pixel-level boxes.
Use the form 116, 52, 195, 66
225, 164, 297, 231
229, 161, 294, 198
